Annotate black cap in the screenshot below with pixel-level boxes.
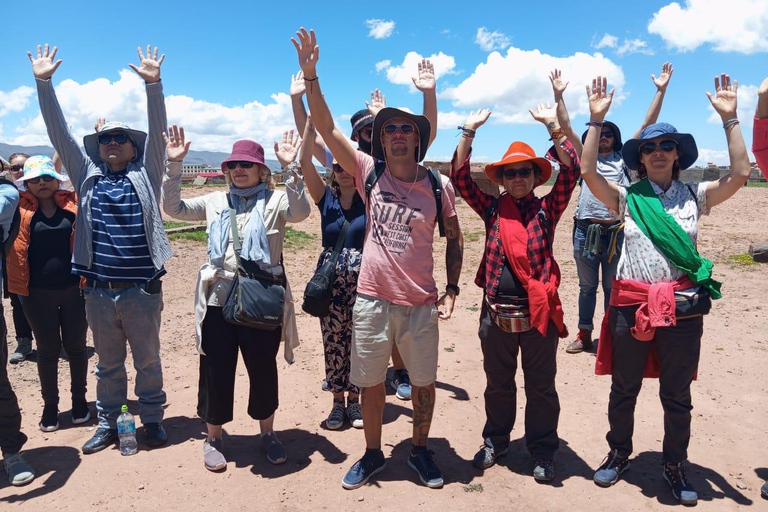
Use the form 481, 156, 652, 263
349, 109, 374, 140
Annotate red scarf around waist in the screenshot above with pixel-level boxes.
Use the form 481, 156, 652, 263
498, 194, 566, 338
595, 276, 697, 378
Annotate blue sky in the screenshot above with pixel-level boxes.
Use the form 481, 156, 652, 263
1, 0, 767, 166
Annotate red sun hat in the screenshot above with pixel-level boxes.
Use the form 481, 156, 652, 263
220, 140, 268, 172
484, 141, 552, 186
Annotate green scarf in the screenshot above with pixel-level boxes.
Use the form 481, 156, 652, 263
626, 178, 721, 299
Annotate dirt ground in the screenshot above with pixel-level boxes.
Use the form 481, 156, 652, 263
1, 183, 767, 511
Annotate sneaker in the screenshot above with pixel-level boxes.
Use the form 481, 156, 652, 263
761, 479, 768, 500
260, 431, 287, 465
391, 369, 412, 401
82, 427, 118, 454
203, 437, 227, 472
408, 449, 444, 488
3, 452, 35, 486
326, 400, 346, 430
71, 399, 91, 425
9, 337, 32, 364
342, 449, 386, 490
472, 443, 508, 470
533, 459, 555, 483
594, 450, 630, 487
39, 404, 59, 432
566, 329, 593, 354
663, 462, 698, 506
346, 401, 363, 429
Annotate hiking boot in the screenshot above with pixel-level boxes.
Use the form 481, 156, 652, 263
346, 400, 363, 429
408, 449, 444, 488
342, 449, 386, 490
391, 369, 412, 400
260, 431, 287, 465
326, 400, 346, 430
533, 459, 555, 482
3, 452, 35, 486
472, 443, 508, 470
663, 462, 698, 506
9, 337, 32, 364
566, 329, 593, 354
594, 450, 630, 487
203, 437, 227, 472
71, 399, 91, 425
39, 404, 59, 432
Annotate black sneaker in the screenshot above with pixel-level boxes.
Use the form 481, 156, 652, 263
663, 462, 698, 506
39, 404, 59, 432
594, 450, 630, 487
71, 399, 91, 425
408, 449, 443, 488
144, 422, 168, 448
342, 449, 386, 490
472, 443, 508, 469
82, 427, 118, 454
533, 459, 555, 483
762, 479, 768, 500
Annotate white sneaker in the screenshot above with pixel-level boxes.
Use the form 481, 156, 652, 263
347, 401, 363, 429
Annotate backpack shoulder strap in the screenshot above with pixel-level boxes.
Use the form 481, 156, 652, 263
426, 167, 445, 237
364, 160, 387, 202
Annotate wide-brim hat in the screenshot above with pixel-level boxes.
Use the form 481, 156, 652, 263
16, 155, 69, 187
83, 121, 147, 165
485, 141, 552, 186
371, 107, 431, 163
349, 109, 374, 141
622, 122, 698, 170
581, 120, 623, 152
220, 140, 268, 173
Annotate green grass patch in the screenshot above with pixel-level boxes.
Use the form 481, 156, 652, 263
728, 253, 757, 265
463, 230, 485, 243
168, 230, 208, 244
746, 180, 768, 188
467, 306, 480, 312
284, 227, 315, 252
164, 221, 193, 229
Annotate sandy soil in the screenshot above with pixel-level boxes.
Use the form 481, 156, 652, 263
1, 183, 767, 511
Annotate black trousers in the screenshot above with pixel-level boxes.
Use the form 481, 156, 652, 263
197, 306, 282, 425
479, 303, 560, 460
9, 293, 33, 340
19, 285, 89, 407
606, 305, 703, 463
0, 303, 27, 456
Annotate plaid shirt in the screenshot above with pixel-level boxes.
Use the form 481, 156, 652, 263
450, 141, 579, 300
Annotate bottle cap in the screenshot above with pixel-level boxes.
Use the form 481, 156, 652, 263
121, 405, 129, 413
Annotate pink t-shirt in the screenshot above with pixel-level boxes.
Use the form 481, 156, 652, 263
355, 152, 457, 307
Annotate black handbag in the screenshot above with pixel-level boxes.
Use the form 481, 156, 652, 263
222, 195, 285, 331
302, 219, 350, 317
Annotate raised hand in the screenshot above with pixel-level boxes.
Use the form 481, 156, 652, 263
291, 27, 319, 78
706, 73, 738, 121
290, 70, 306, 98
94, 118, 106, 132
528, 102, 558, 125
28, 44, 62, 80
652, 61, 674, 91
274, 129, 302, 168
365, 89, 387, 116
412, 59, 436, 91
464, 108, 492, 130
128, 45, 164, 83
549, 69, 568, 98
163, 124, 191, 162
586, 76, 614, 121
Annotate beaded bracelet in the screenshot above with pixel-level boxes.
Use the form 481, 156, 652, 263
303, 75, 319, 93
585, 121, 604, 127
457, 126, 476, 138
722, 118, 740, 129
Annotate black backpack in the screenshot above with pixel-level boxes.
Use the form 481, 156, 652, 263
0, 178, 21, 298
364, 160, 445, 237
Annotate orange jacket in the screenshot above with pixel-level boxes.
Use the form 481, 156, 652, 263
6, 190, 78, 296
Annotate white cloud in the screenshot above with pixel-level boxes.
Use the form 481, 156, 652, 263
475, 27, 511, 52
648, 0, 768, 53
375, 60, 391, 72
365, 19, 396, 39
440, 47, 626, 124
696, 148, 730, 166
436, 111, 470, 130
705, 83, 757, 124
378, 51, 457, 92
0, 86, 35, 117
595, 34, 618, 49
616, 39, 654, 56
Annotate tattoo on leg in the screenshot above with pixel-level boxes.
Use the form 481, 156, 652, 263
412, 387, 434, 446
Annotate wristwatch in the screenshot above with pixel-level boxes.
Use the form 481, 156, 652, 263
446, 284, 460, 296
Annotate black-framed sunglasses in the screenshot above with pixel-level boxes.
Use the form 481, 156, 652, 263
383, 124, 416, 135
97, 133, 131, 145
639, 140, 678, 155
10, 164, 24, 172
225, 161, 256, 170
600, 130, 614, 138
27, 175, 57, 184
502, 167, 533, 180
332, 164, 345, 174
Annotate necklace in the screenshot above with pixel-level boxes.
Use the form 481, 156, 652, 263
390, 168, 420, 200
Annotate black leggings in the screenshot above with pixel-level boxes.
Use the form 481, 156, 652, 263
197, 306, 282, 425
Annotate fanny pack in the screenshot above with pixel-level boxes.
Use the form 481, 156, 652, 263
674, 289, 712, 319
486, 296, 531, 333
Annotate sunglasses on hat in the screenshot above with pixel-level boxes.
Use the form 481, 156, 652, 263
27, 175, 56, 184
383, 124, 416, 136
97, 133, 131, 145
639, 140, 678, 155
501, 167, 533, 180
225, 161, 256, 170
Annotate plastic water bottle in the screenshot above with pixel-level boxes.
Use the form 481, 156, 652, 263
117, 405, 138, 456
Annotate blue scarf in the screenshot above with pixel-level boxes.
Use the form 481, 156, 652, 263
208, 183, 271, 270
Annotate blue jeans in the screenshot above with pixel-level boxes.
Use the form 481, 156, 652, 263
83, 285, 166, 429
572, 222, 623, 331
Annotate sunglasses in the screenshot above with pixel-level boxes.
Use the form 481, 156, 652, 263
383, 124, 416, 136
600, 131, 614, 138
10, 164, 24, 172
97, 133, 131, 145
225, 161, 255, 170
501, 167, 534, 180
27, 175, 56, 184
332, 165, 345, 174
639, 140, 678, 155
